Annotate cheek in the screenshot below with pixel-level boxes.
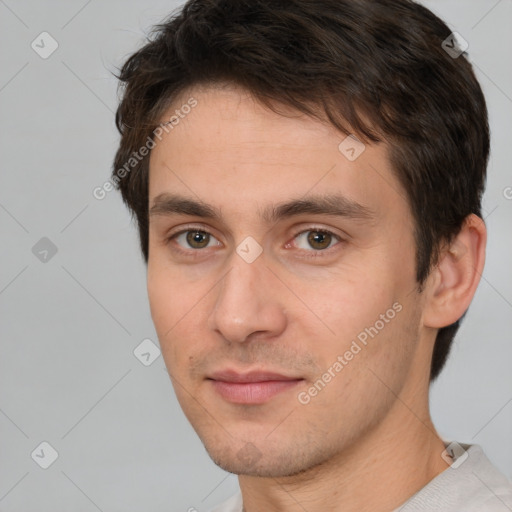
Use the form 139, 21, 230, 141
289, 260, 414, 379
147, 259, 217, 374
293, 266, 395, 336
147, 264, 173, 334
147, 252, 201, 328
147, 262, 187, 363
296, 301, 419, 434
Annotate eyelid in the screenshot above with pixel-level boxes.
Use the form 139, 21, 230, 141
165, 223, 219, 241
164, 224, 224, 253
287, 225, 345, 246
163, 223, 345, 257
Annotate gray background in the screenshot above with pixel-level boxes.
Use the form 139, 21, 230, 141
0, 0, 511, 511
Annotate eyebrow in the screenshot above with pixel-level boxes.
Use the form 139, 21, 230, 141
149, 193, 376, 223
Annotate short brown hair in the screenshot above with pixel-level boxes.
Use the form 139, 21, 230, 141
112, 0, 489, 381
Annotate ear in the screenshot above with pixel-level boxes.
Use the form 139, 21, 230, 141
423, 214, 486, 329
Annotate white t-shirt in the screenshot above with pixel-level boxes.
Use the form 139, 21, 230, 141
209, 444, 512, 511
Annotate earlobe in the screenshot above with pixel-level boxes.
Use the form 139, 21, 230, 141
423, 214, 487, 329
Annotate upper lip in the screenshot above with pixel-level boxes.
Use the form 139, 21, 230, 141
208, 370, 302, 383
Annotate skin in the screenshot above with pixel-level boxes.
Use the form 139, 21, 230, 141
146, 84, 486, 512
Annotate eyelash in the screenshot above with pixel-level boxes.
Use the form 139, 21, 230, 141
165, 225, 344, 257
288, 228, 343, 258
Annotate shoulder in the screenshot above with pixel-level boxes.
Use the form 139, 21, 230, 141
459, 444, 512, 511
397, 443, 512, 511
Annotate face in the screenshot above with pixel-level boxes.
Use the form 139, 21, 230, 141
147, 85, 429, 478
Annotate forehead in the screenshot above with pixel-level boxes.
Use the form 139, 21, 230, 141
148, 85, 408, 223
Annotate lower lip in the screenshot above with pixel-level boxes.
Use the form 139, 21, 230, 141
209, 379, 303, 404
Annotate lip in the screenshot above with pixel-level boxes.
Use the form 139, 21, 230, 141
207, 369, 304, 404
209, 370, 301, 383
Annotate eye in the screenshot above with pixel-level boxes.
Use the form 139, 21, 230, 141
173, 230, 221, 249
293, 230, 340, 251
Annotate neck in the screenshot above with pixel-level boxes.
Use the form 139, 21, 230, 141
238, 386, 448, 512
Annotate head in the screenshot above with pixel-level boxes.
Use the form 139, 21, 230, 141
112, 0, 488, 477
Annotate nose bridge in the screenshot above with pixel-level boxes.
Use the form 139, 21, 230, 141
221, 257, 257, 304
209, 251, 286, 343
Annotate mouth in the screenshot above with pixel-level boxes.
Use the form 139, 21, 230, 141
207, 370, 304, 405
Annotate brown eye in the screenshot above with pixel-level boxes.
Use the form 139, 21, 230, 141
306, 231, 333, 250
185, 230, 211, 248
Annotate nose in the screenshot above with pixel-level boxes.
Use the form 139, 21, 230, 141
208, 253, 288, 344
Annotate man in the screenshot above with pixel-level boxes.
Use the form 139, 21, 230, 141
112, 0, 512, 510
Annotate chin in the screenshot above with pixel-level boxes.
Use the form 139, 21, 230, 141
204, 439, 332, 478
